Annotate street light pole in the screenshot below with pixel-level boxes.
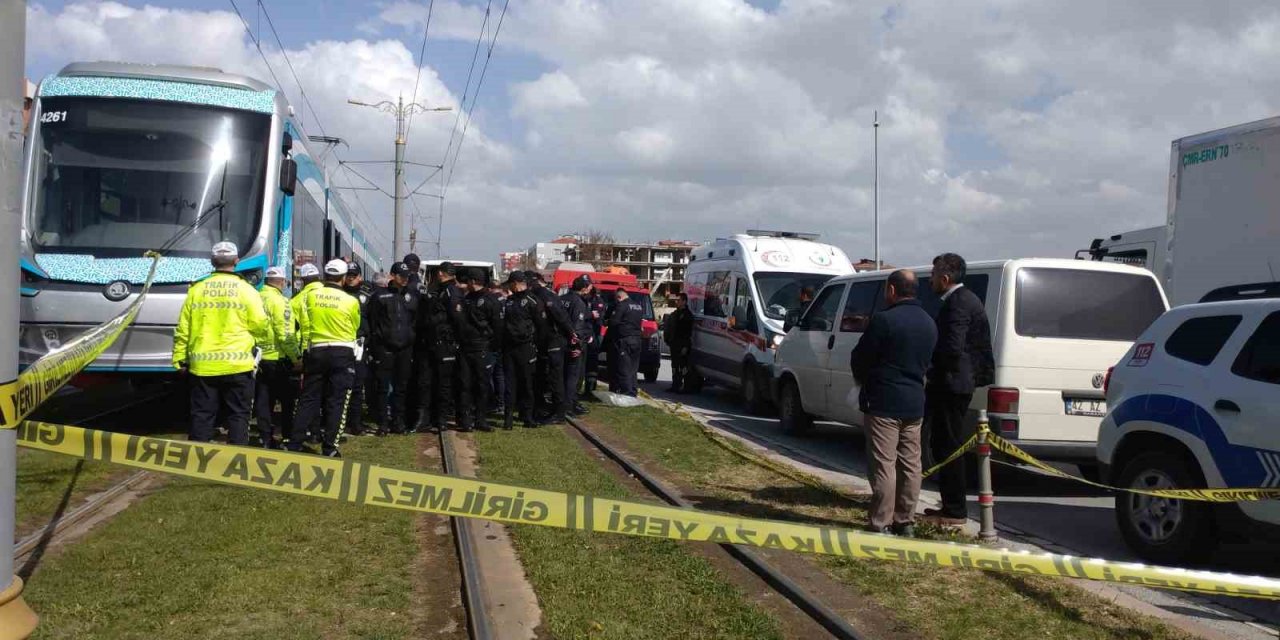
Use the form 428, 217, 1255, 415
874, 110, 880, 271
0, 0, 39, 634
347, 97, 450, 261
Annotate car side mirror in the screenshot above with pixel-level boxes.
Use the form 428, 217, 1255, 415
280, 158, 298, 195
765, 303, 788, 320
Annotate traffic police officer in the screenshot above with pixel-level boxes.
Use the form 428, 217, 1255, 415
561, 275, 592, 417
344, 264, 374, 435
526, 271, 575, 424
457, 268, 501, 432
254, 265, 299, 448
501, 272, 539, 429
291, 259, 362, 456
412, 262, 463, 431
174, 241, 270, 445
367, 262, 418, 434
608, 287, 644, 397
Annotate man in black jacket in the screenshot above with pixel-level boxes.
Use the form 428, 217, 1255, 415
502, 272, 540, 429
561, 275, 593, 416
527, 271, 575, 424
663, 293, 694, 393
922, 253, 995, 526
412, 262, 463, 432
608, 287, 644, 397
366, 262, 417, 434
457, 268, 500, 432
344, 264, 374, 435
581, 288, 607, 396
850, 270, 937, 536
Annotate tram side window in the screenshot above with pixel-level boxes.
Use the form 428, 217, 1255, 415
291, 189, 324, 266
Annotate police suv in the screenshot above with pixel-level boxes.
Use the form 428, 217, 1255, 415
1097, 291, 1280, 564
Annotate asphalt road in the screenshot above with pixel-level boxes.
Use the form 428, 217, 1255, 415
637, 358, 1280, 638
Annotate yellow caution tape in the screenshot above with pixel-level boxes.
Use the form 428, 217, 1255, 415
987, 433, 1280, 502
16, 419, 1280, 600
923, 433, 977, 479
0, 255, 161, 430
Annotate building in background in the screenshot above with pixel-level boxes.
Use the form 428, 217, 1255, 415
852, 258, 894, 272
525, 236, 578, 269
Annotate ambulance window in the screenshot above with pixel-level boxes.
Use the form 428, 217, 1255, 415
704, 271, 732, 318
1232, 312, 1280, 385
686, 272, 707, 314
1164, 315, 1241, 366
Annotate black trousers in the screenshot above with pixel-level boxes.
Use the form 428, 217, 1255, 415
458, 349, 491, 429
612, 337, 641, 396
191, 371, 254, 445
582, 338, 601, 394
346, 357, 368, 434
415, 349, 457, 428
537, 345, 566, 418
669, 345, 690, 391
292, 346, 355, 453
372, 344, 413, 429
563, 351, 585, 413
489, 351, 505, 410
253, 360, 295, 446
503, 343, 536, 426
925, 388, 973, 518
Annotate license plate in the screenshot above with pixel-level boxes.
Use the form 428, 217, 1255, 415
1065, 398, 1106, 417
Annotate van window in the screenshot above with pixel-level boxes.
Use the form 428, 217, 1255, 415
703, 271, 732, 318
799, 284, 845, 332
1164, 315, 1241, 366
1015, 269, 1164, 341
917, 274, 989, 318
754, 272, 838, 321
841, 281, 882, 332
1232, 312, 1280, 385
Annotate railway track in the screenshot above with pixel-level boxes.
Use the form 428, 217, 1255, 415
438, 429, 496, 640
565, 415, 869, 640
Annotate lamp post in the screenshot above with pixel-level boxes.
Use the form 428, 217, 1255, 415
874, 110, 880, 271
0, 0, 39, 634
347, 97, 450, 260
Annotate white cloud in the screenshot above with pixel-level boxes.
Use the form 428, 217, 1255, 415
26, 0, 1280, 268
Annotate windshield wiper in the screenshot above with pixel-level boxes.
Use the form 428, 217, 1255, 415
156, 197, 228, 255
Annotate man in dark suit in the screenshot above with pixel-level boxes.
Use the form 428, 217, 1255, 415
851, 270, 937, 536
922, 253, 995, 526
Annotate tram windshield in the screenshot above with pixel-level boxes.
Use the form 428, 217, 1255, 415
28, 97, 270, 258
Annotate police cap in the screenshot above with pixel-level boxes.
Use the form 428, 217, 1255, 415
572, 274, 592, 291
506, 271, 527, 284
390, 262, 411, 277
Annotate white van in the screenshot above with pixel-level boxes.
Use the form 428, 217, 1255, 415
685, 230, 853, 411
772, 259, 1169, 464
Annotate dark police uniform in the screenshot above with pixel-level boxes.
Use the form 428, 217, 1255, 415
414, 275, 464, 431
608, 295, 645, 397
561, 286, 591, 415
457, 280, 502, 431
343, 278, 374, 434
663, 305, 694, 393
366, 275, 417, 433
502, 283, 539, 429
582, 290, 606, 395
530, 275, 575, 422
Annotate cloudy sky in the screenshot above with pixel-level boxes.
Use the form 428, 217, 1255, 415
23, 0, 1280, 267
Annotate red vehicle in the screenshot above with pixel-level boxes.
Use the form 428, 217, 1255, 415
551, 268, 661, 383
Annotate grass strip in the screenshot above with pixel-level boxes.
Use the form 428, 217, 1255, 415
24, 436, 421, 640
16, 449, 134, 540
585, 404, 1193, 640
472, 426, 783, 640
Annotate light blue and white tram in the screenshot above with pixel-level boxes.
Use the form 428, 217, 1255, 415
19, 61, 382, 373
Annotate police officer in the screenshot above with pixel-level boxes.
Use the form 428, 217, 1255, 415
403, 253, 424, 292
488, 279, 508, 417
561, 276, 593, 417
291, 259, 362, 456
367, 262, 417, 434
664, 292, 694, 393
344, 264, 374, 435
608, 287, 644, 397
582, 286, 607, 397
174, 241, 271, 445
412, 262, 464, 432
253, 266, 299, 448
527, 271, 575, 424
457, 268, 501, 432
501, 272, 539, 429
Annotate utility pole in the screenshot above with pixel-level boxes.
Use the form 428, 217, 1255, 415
874, 110, 880, 271
347, 96, 450, 261
409, 228, 417, 254
0, 0, 39, 635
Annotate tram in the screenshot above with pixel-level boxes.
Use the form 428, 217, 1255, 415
19, 61, 382, 373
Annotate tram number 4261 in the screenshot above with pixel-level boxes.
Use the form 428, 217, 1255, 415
40, 111, 68, 124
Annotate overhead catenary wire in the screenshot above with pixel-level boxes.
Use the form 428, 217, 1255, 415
442, 0, 510, 195
402, 0, 437, 155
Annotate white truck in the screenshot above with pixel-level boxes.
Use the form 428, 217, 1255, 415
1085, 116, 1280, 306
